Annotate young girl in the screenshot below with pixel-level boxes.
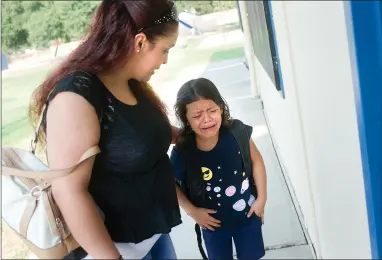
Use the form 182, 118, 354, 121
170, 78, 267, 260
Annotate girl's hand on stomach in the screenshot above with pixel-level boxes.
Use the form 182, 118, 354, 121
188, 208, 221, 231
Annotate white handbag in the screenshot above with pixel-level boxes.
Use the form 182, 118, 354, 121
1, 104, 100, 259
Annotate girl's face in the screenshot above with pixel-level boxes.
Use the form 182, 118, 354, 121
186, 99, 223, 139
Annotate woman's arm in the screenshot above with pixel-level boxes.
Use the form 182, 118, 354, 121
249, 139, 267, 202
171, 125, 180, 144
47, 92, 120, 259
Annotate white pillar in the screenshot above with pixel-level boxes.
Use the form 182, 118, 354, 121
237, 1, 260, 98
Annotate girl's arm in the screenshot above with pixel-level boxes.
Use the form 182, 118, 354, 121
170, 148, 220, 230
175, 185, 197, 215
249, 139, 267, 204
249, 139, 267, 202
47, 92, 120, 259
175, 185, 221, 231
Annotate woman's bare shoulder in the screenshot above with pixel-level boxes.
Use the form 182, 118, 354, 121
46, 91, 100, 169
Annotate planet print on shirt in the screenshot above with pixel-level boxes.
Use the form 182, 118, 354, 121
225, 186, 236, 197
202, 167, 213, 181
214, 187, 221, 193
206, 186, 211, 192
241, 178, 249, 194
248, 194, 255, 206
233, 199, 246, 211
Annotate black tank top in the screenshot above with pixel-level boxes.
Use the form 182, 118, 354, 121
44, 71, 182, 244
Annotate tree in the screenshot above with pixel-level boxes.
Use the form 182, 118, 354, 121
1, 0, 237, 54
61, 0, 100, 41
1, 1, 29, 53
2, 0, 99, 52
25, 1, 69, 49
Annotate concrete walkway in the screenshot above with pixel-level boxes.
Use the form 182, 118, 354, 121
159, 58, 316, 259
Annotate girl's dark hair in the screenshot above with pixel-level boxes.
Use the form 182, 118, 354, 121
174, 77, 232, 143
29, 0, 178, 145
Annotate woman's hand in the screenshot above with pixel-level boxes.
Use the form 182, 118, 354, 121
188, 208, 221, 231
247, 198, 266, 224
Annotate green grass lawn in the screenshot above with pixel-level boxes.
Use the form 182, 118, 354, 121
2, 66, 53, 148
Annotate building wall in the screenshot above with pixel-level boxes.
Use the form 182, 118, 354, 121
246, 1, 371, 258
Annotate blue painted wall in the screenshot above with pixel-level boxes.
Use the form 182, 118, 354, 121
347, 1, 382, 258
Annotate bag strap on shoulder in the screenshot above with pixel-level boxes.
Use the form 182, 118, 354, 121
2, 145, 101, 180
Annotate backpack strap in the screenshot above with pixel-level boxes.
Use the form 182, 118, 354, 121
175, 139, 207, 208
175, 140, 209, 260
195, 224, 209, 260
229, 119, 257, 197
230, 119, 253, 175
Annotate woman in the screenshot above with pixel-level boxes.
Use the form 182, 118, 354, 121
28, 0, 182, 259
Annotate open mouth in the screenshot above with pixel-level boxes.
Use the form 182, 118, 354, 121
201, 124, 217, 131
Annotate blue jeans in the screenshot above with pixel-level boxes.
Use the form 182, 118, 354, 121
142, 234, 177, 260
202, 215, 265, 260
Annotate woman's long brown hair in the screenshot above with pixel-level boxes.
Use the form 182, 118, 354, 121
29, 0, 178, 146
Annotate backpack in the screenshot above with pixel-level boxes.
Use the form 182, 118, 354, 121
1, 103, 100, 259
175, 119, 256, 260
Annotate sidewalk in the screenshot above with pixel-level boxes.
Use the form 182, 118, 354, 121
158, 58, 316, 259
